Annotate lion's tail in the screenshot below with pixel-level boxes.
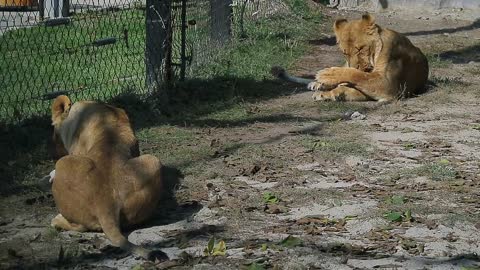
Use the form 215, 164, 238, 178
270, 66, 315, 85
99, 212, 168, 261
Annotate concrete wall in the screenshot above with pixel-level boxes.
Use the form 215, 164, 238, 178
335, 0, 480, 10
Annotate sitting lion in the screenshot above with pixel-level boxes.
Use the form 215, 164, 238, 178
272, 14, 429, 102
50, 95, 165, 260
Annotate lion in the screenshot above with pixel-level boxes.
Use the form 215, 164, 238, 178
272, 14, 429, 102
49, 95, 166, 261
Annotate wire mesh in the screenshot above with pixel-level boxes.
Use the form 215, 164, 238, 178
0, 0, 289, 124
173, 0, 290, 79
0, 0, 147, 123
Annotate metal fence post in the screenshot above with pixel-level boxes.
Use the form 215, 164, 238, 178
209, 0, 232, 44
62, 0, 69, 17
179, 0, 187, 81
145, 0, 171, 101
39, 0, 44, 19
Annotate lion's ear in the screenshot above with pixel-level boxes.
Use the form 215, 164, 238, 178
51, 95, 71, 126
361, 13, 377, 34
334, 19, 348, 31
361, 13, 375, 25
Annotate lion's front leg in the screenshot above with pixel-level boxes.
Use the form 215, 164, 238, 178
317, 67, 364, 86
308, 67, 355, 91
312, 67, 390, 101
312, 85, 370, 102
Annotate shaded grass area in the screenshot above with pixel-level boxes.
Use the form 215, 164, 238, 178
0, 1, 325, 196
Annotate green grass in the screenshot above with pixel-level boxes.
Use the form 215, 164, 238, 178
194, 12, 318, 80
415, 163, 458, 181
301, 134, 369, 159
398, 161, 458, 181
0, 9, 146, 121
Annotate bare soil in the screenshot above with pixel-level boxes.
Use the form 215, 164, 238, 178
1, 6, 480, 270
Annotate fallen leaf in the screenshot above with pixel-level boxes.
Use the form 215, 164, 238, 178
387, 195, 406, 205
404, 209, 413, 222
385, 212, 402, 222
204, 237, 215, 256
439, 158, 450, 164
279, 235, 302, 248
263, 192, 279, 204
264, 204, 283, 214
248, 262, 266, 270
212, 240, 226, 256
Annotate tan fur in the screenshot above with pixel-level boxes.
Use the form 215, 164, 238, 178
310, 14, 429, 102
50, 95, 164, 260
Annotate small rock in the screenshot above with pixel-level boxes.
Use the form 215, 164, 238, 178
350, 112, 367, 120
264, 204, 284, 214
343, 111, 367, 120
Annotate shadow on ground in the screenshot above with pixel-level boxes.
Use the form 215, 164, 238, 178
403, 18, 480, 37
0, 75, 307, 196
439, 44, 480, 64
307, 18, 480, 48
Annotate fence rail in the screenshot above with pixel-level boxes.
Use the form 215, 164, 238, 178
0, 0, 283, 124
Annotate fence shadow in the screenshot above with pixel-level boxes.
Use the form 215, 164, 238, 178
110, 76, 310, 130
308, 36, 336, 46
439, 44, 480, 64
403, 18, 480, 37
0, 75, 309, 197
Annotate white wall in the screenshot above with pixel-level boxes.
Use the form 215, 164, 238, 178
336, 0, 480, 10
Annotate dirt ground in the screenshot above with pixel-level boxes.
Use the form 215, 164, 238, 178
1, 6, 480, 270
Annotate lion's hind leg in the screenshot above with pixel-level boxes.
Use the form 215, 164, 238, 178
51, 213, 88, 232
312, 85, 371, 102
122, 154, 163, 225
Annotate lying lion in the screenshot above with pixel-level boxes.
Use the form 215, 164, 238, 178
272, 14, 429, 102
50, 95, 165, 260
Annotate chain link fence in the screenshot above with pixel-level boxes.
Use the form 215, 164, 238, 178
0, 0, 287, 124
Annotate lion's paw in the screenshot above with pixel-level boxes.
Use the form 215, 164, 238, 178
307, 81, 322, 91
312, 91, 335, 101
308, 81, 326, 91
49, 170, 56, 183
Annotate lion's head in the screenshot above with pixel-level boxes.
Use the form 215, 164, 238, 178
333, 14, 383, 72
